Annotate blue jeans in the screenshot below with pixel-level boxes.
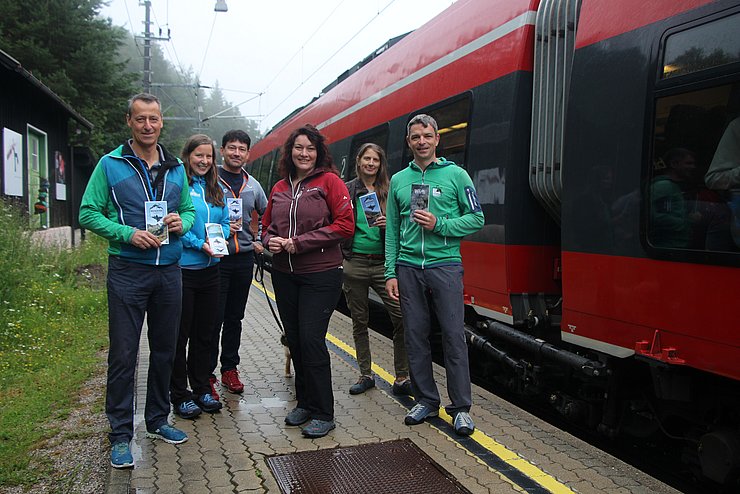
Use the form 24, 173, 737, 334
106, 256, 182, 444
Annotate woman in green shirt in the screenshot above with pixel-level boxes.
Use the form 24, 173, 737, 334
341, 143, 411, 396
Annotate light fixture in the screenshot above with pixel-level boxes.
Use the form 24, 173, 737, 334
214, 0, 228, 12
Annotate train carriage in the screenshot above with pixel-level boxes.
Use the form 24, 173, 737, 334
249, 0, 740, 485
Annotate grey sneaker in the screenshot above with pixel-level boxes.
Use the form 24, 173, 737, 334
285, 407, 311, 426
404, 403, 439, 425
349, 375, 375, 395
453, 411, 475, 436
302, 419, 335, 438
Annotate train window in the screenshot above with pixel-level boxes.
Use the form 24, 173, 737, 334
648, 81, 740, 255
269, 150, 282, 191
404, 96, 471, 169
662, 12, 740, 79
250, 155, 263, 181
347, 125, 389, 181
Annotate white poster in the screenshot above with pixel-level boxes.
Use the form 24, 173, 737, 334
3, 128, 23, 196
54, 150, 66, 200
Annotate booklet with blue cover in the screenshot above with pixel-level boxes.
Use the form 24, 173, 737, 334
359, 191, 381, 227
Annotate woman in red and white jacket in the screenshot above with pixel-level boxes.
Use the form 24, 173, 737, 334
262, 124, 354, 438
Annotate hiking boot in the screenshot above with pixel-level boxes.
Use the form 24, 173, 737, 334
221, 369, 244, 394
392, 378, 413, 396
110, 441, 133, 469
349, 375, 375, 395
301, 419, 335, 438
453, 411, 475, 436
196, 393, 223, 413
285, 407, 311, 426
404, 403, 439, 425
209, 375, 220, 401
146, 424, 188, 444
174, 400, 202, 419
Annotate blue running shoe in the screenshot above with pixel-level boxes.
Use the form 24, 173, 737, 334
175, 400, 202, 419
196, 393, 223, 413
146, 424, 188, 444
404, 403, 439, 425
110, 441, 133, 469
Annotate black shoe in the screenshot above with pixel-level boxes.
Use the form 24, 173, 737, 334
349, 375, 375, 395
392, 379, 413, 396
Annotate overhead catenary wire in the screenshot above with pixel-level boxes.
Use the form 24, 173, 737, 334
261, 0, 400, 123
261, 0, 349, 94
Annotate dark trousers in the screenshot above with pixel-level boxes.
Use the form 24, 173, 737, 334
106, 256, 182, 444
211, 252, 254, 374
271, 268, 343, 422
397, 264, 472, 416
171, 265, 220, 405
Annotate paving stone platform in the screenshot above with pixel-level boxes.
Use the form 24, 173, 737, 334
106, 275, 681, 494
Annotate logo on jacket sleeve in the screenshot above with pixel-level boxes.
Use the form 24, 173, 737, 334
465, 186, 482, 213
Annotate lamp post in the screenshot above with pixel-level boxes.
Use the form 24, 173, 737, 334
214, 0, 228, 12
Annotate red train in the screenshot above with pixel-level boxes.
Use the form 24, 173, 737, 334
249, 0, 740, 485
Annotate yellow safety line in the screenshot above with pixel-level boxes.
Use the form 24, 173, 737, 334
251, 280, 574, 494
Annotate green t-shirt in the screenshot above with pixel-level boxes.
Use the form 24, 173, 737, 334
352, 197, 383, 255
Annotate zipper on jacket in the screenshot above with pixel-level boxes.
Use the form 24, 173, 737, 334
197, 179, 213, 267
121, 155, 169, 265
420, 170, 426, 269
287, 178, 304, 273
219, 173, 247, 254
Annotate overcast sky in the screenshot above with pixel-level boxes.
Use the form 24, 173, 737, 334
100, 0, 457, 132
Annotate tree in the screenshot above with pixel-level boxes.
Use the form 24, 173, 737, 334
0, 0, 138, 155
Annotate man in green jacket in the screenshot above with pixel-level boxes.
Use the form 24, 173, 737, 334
79, 93, 195, 469
385, 114, 484, 435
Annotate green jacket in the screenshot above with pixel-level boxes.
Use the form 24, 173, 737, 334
384, 158, 484, 279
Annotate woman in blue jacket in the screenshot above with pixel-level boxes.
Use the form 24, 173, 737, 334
170, 134, 230, 418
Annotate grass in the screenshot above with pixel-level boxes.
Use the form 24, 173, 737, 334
0, 201, 109, 487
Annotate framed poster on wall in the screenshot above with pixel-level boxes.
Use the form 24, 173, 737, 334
3, 128, 23, 196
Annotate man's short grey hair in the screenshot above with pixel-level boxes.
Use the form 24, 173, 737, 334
127, 93, 161, 116
406, 114, 438, 136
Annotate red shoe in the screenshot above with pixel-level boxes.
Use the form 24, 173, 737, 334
221, 369, 244, 394
209, 375, 220, 401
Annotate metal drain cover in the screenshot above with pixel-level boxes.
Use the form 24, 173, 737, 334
266, 438, 472, 494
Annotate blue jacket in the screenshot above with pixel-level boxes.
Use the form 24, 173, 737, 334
181, 176, 231, 269
79, 141, 195, 266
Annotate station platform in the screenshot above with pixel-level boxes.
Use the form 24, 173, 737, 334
107, 274, 681, 494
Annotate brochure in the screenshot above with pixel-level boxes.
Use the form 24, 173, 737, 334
205, 223, 229, 256
409, 184, 430, 222
227, 197, 243, 232
359, 191, 381, 227
144, 200, 169, 244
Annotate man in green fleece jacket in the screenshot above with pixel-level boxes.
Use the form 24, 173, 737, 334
385, 114, 484, 436
79, 93, 195, 469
